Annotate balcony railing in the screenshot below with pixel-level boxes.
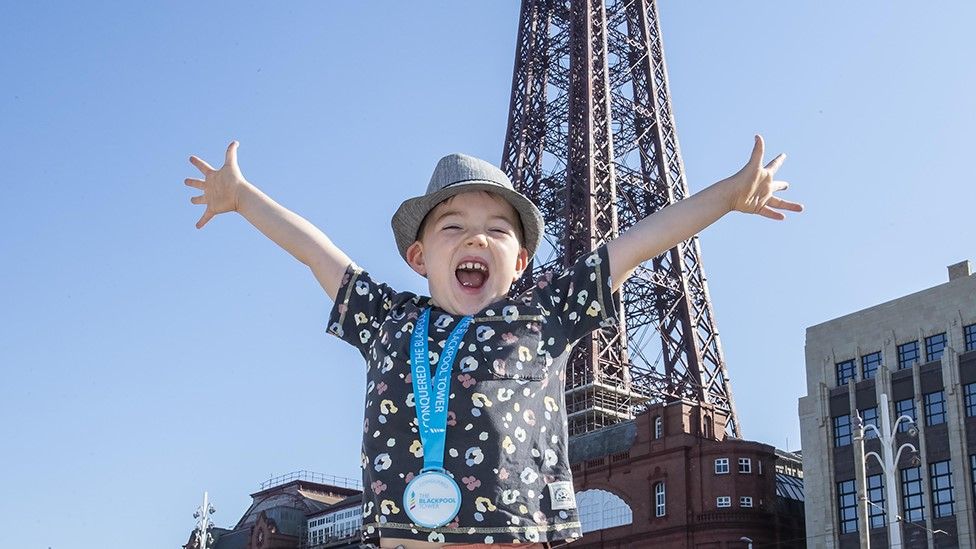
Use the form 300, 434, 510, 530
260, 470, 363, 491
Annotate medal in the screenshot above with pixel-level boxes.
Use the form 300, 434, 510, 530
403, 308, 472, 528
404, 468, 463, 528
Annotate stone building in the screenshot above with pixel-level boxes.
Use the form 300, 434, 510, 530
799, 260, 976, 548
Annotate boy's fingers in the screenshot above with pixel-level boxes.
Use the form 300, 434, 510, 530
225, 141, 239, 167
195, 210, 214, 229
184, 178, 205, 189
748, 134, 765, 168
758, 205, 786, 220
764, 153, 787, 175
190, 195, 207, 205
768, 196, 804, 212
189, 155, 215, 175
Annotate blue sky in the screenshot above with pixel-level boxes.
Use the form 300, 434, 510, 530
1, 2, 974, 547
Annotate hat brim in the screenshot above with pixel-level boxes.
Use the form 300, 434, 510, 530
391, 180, 545, 262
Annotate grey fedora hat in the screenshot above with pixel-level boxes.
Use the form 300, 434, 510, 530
391, 153, 544, 262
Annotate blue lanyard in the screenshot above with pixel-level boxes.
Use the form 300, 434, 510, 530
410, 308, 473, 472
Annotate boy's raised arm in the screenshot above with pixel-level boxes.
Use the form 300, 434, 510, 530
185, 141, 352, 301
605, 135, 803, 293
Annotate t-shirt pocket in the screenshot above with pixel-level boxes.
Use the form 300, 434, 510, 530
486, 319, 549, 382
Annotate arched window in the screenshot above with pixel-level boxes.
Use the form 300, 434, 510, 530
654, 482, 666, 517
654, 416, 663, 439
576, 489, 633, 533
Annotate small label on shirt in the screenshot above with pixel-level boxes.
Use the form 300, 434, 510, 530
549, 481, 577, 510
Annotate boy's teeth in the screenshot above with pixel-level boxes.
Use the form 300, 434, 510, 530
456, 264, 488, 288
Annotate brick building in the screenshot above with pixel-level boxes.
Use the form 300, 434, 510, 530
799, 260, 976, 548
567, 404, 806, 547
184, 410, 806, 549
182, 471, 369, 549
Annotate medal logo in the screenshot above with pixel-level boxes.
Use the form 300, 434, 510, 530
404, 470, 462, 528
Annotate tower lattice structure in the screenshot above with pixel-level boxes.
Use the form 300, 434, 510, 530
501, 0, 741, 438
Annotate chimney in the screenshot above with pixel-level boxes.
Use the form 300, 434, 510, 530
948, 260, 972, 281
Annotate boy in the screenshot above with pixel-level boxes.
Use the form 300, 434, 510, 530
185, 138, 801, 548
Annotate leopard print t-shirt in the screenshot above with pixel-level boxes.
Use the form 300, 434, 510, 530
327, 245, 617, 545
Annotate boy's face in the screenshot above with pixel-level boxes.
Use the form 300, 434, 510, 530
406, 191, 529, 316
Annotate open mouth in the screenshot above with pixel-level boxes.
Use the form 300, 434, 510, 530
455, 259, 489, 289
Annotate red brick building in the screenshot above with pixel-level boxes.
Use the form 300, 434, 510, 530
183, 411, 805, 548
568, 403, 806, 548
182, 472, 367, 549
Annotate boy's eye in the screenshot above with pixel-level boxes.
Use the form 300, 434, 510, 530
490, 228, 510, 234
442, 225, 461, 231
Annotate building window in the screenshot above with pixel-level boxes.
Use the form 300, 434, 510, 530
966, 324, 976, 352
654, 482, 666, 517
576, 489, 633, 534
925, 332, 947, 362
867, 474, 885, 528
924, 391, 946, 426
861, 351, 882, 380
898, 341, 920, 369
970, 455, 976, 504
717, 496, 731, 508
715, 458, 729, 474
901, 466, 925, 522
738, 457, 752, 473
833, 414, 852, 447
859, 407, 878, 439
654, 416, 663, 439
966, 384, 976, 417
835, 359, 856, 386
837, 479, 858, 534
758, 460, 764, 476
929, 460, 954, 518
895, 398, 916, 432
740, 496, 753, 508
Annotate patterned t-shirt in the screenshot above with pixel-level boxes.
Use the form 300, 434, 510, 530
327, 244, 617, 545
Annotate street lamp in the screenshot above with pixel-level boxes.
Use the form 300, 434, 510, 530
192, 491, 217, 549
854, 392, 918, 549
739, 536, 753, 549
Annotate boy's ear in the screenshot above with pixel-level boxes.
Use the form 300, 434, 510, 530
405, 241, 428, 278
513, 247, 529, 279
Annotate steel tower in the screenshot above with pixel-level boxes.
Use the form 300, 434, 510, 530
501, 0, 741, 438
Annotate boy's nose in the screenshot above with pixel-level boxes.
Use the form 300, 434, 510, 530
465, 232, 489, 247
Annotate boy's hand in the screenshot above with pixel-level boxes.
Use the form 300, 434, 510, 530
725, 135, 803, 220
185, 141, 247, 229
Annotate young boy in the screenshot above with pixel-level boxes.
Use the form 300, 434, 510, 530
185, 138, 801, 548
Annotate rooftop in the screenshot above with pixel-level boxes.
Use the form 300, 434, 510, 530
259, 470, 361, 492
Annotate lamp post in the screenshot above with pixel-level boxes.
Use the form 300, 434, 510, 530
739, 536, 753, 549
856, 392, 918, 549
192, 491, 217, 549
853, 413, 871, 549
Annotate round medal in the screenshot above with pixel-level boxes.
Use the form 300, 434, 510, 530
403, 469, 462, 528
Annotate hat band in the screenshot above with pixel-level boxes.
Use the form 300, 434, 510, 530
440, 177, 508, 190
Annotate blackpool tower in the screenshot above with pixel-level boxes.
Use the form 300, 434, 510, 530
500, 0, 741, 438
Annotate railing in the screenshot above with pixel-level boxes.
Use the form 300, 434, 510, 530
260, 470, 363, 491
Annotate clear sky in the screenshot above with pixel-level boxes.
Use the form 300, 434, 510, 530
1, 2, 974, 547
